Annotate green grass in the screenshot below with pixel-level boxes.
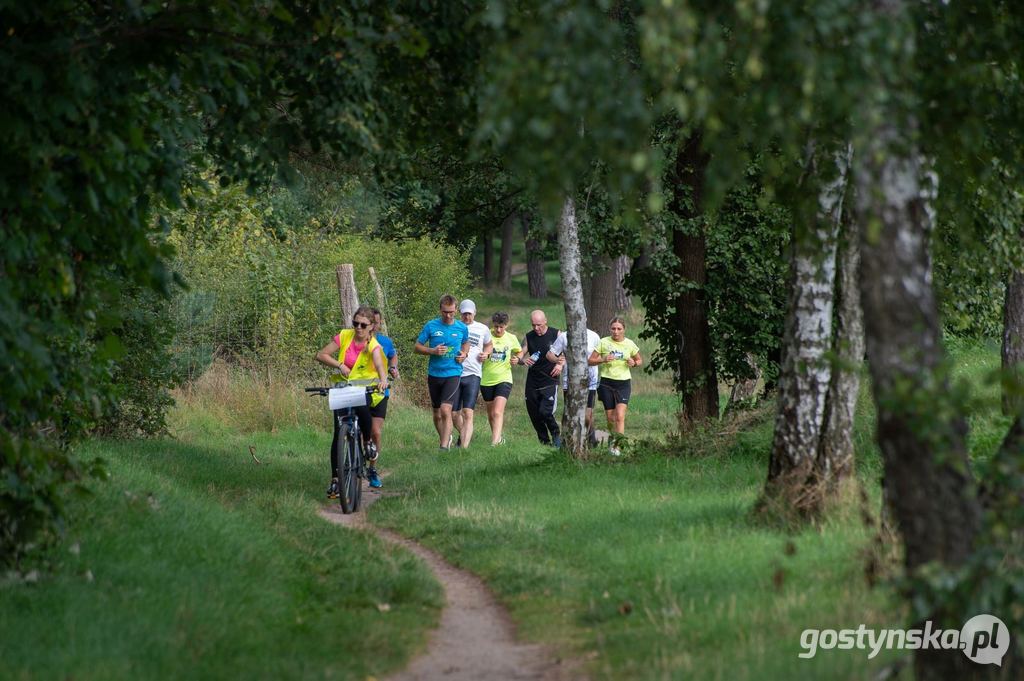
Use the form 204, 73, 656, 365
0, 420, 441, 681
368, 388, 904, 680
3, 248, 1009, 680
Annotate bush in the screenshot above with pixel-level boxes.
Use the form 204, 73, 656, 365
93, 288, 184, 438
168, 181, 474, 419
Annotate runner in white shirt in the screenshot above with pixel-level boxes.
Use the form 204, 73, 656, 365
452, 299, 493, 448
548, 328, 601, 434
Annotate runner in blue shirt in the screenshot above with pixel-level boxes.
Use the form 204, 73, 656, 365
414, 294, 470, 450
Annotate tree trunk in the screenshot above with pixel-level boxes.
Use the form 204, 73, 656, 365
586, 254, 619, 332
498, 211, 517, 290
669, 134, 719, 428
856, 120, 982, 680
614, 255, 632, 311
335, 264, 359, 323
764, 145, 848, 512
523, 212, 548, 299
727, 354, 761, 411
1002, 270, 1024, 415
816, 190, 864, 490
633, 245, 652, 272
557, 196, 589, 459
482, 233, 494, 285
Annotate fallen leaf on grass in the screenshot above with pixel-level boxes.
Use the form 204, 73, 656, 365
618, 601, 633, 615
376, 603, 391, 613
249, 445, 262, 464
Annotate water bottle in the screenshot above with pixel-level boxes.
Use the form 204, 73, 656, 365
530, 351, 540, 363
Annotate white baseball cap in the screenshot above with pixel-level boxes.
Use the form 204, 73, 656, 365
459, 299, 476, 314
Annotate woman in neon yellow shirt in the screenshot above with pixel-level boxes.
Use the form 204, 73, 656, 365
479, 311, 524, 446
588, 316, 642, 454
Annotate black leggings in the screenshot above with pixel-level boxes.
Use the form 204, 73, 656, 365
329, 406, 372, 477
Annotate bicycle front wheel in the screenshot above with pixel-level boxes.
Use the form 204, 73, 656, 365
339, 427, 362, 514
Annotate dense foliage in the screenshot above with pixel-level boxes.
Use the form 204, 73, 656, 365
169, 180, 473, 404
0, 0, 478, 566
628, 165, 790, 393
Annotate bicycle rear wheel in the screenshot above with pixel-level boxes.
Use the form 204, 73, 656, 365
339, 427, 362, 513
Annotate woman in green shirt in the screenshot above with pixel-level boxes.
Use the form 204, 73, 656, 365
480, 311, 524, 446
589, 316, 642, 454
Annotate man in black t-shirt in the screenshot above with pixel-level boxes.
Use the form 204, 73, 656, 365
522, 309, 564, 447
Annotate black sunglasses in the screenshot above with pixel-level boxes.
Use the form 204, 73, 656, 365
352, 321, 371, 329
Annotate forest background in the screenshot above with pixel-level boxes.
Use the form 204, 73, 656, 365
2, 2, 1023, 679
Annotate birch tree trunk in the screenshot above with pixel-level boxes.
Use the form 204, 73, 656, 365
857, 125, 982, 681
816, 196, 864, 489
726, 354, 762, 411
1002, 270, 1024, 415
556, 196, 589, 458
498, 210, 517, 290
764, 147, 848, 511
523, 212, 548, 299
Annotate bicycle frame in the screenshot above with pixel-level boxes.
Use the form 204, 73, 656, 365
306, 379, 381, 514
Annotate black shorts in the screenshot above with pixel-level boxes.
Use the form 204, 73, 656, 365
598, 378, 631, 410
427, 375, 461, 409
370, 395, 389, 419
480, 382, 513, 402
453, 375, 481, 411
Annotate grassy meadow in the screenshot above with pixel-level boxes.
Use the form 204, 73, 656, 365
0, 257, 1011, 680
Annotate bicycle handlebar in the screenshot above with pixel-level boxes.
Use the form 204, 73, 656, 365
305, 378, 394, 397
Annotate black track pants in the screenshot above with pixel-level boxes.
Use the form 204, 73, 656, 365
525, 380, 560, 444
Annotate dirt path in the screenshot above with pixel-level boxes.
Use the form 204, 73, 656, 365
318, 485, 582, 681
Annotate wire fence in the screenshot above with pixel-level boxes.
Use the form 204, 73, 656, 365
170, 268, 352, 387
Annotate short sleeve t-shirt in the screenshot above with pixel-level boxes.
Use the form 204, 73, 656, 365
595, 336, 641, 381
552, 329, 601, 390
417, 318, 470, 378
481, 331, 522, 387
461, 321, 493, 378
374, 333, 396, 396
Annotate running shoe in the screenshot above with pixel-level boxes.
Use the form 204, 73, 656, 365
609, 445, 622, 457
552, 436, 562, 449
326, 479, 340, 498
366, 442, 379, 462
492, 437, 507, 447
367, 467, 382, 489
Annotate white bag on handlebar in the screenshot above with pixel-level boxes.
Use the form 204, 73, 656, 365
329, 386, 367, 409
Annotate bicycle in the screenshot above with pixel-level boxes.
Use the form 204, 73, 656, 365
305, 378, 382, 514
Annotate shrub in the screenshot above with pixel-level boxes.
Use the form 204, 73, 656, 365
167, 182, 474, 418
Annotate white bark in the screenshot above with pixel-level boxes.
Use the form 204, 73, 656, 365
556, 196, 589, 458
816, 200, 864, 486
767, 146, 850, 494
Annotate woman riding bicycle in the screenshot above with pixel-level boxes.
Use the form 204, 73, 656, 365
589, 316, 642, 456
315, 305, 389, 495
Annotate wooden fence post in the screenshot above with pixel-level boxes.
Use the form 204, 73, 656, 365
336, 264, 359, 323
